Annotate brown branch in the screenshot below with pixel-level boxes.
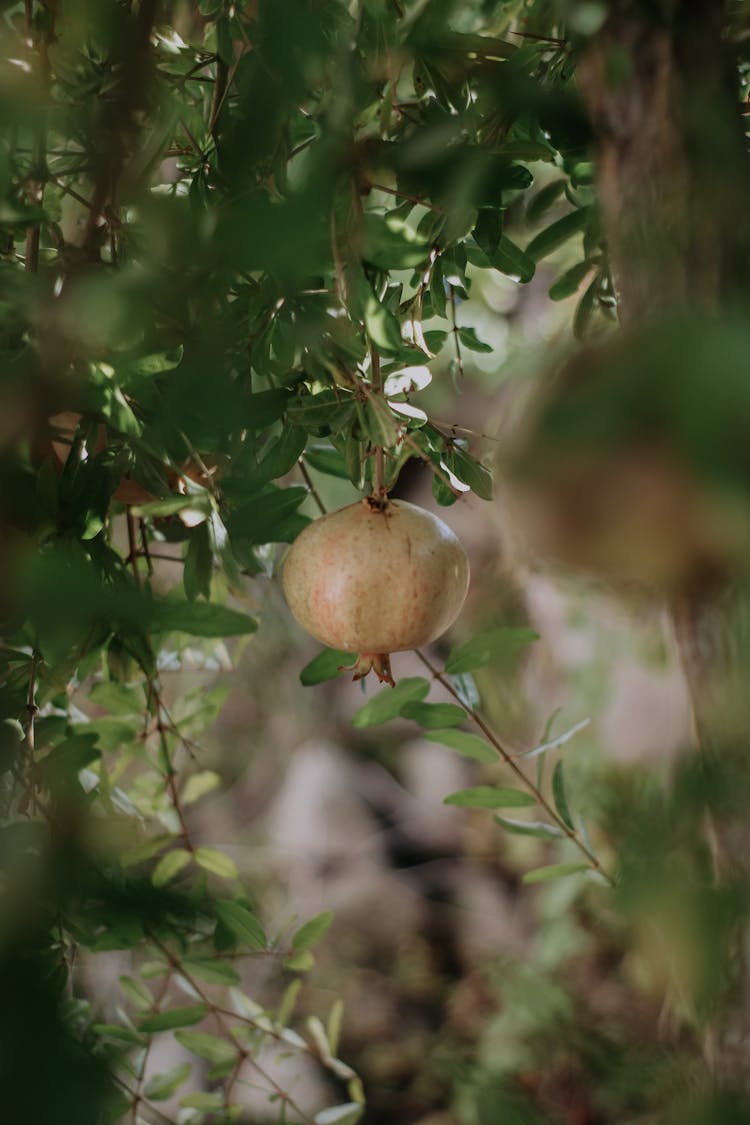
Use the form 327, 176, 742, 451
370, 345, 386, 500
298, 459, 327, 515
414, 649, 614, 883
447, 283, 465, 381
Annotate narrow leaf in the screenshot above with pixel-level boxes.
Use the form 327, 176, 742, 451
152, 848, 191, 887
154, 599, 257, 638
195, 847, 239, 880
400, 702, 466, 729
351, 677, 430, 729
521, 718, 590, 760
526, 207, 590, 262
300, 648, 351, 686
522, 863, 589, 884
292, 910, 334, 952
445, 628, 538, 675
552, 761, 575, 830
143, 1063, 192, 1101
182, 957, 241, 986
174, 1030, 237, 1067
138, 1005, 207, 1033
494, 814, 564, 838
424, 728, 496, 763
444, 786, 536, 809
215, 900, 266, 950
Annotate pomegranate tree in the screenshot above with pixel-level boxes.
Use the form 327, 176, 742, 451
282, 496, 470, 685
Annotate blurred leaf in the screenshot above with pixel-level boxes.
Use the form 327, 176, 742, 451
154, 599, 257, 637
363, 396, 399, 449
195, 847, 239, 880
526, 207, 590, 262
182, 958, 241, 986
351, 677, 430, 728
573, 272, 600, 339
444, 786, 536, 808
300, 648, 351, 685
549, 259, 594, 301
424, 728, 496, 763
314, 1103, 363, 1125
174, 1030, 238, 1067
526, 179, 566, 223
292, 910, 334, 951
143, 1063, 192, 1101
181, 770, 221, 806
400, 701, 466, 728
552, 761, 575, 830
152, 848, 192, 887
215, 900, 266, 950
119, 975, 153, 1010
226, 485, 308, 545
494, 814, 564, 838
364, 292, 403, 353
361, 213, 431, 270
181, 1092, 225, 1109
521, 718, 590, 760
489, 235, 536, 283
138, 1005, 207, 1033
260, 424, 307, 481
457, 326, 493, 354
522, 863, 589, 883
445, 628, 539, 674
183, 522, 212, 601
303, 444, 350, 479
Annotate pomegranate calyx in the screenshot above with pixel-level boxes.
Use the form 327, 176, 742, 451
338, 652, 395, 687
363, 491, 389, 514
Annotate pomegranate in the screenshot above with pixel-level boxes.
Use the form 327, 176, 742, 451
282, 497, 470, 684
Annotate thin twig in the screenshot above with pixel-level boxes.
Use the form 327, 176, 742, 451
24, 651, 40, 814
370, 345, 386, 499
298, 459, 327, 515
366, 181, 445, 213
414, 649, 614, 883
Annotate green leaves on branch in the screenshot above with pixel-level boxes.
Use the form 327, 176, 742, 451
445, 628, 539, 675
444, 786, 536, 809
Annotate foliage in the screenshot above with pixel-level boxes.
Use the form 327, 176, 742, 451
2, 0, 750, 1123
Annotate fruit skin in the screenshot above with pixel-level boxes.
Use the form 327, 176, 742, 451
282, 497, 470, 675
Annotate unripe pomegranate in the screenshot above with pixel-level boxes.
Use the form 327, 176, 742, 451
282, 497, 470, 684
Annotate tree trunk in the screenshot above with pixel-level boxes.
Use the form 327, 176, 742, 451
578, 0, 750, 1090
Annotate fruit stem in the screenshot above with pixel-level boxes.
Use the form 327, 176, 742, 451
370, 344, 387, 503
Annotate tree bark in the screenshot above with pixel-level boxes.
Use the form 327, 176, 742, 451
578, 0, 750, 1089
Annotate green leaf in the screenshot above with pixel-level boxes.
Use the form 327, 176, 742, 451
119, 975, 154, 1011
363, 396, 399, 449
300, 648, 351, 686
552, 760, 575, 830
526, 207, 590, 262
182, 957, 241, 986
184, 521, 212, 601
522, 863, 589, 884
181, 770, 221, 806
526, 179, 566, 224
457, 326, 493, 354
215, 899, 267, 950
287, 390, 355, 432
154, 598, 257, 637
260, 424, 307, 481
400, 702, 466, 729
450, 447, 493, 500
364, 291, 403, 354
131, 495, 211, 520
144, 1063, 192, 1101
138, 1005, 207, 1033
180, 1092, 225, 1110
284, 949, 315, 972
490, 235, 535, 283
292, 910, 334, 952
174, 1030, 238, 1067
246, 388, 292, 430
361, 212, 431, 270
195, 847, 239, 880
226, 485, 308, 545
549, 260, 594, 301
93, 1023, 146, 1045
131, 347, 184, 376
494, 814, 564, 838
351, 677, 430, 728
445, 628, 539, 675
521, 718, 590, 760
444, 786, 536, 809
152, 847, 192, 887
424, 728, 496, 763
303, 444, 350, 479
